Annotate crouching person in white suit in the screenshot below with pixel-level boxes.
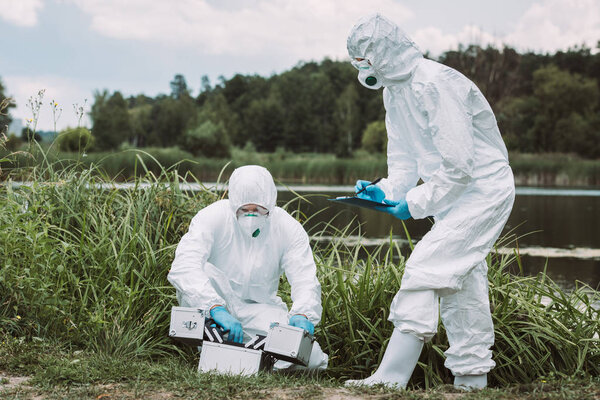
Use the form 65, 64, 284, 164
168, 165, 328, 370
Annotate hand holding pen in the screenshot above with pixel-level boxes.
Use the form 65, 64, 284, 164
355, 177, 382, 195
354, 178, 385, 203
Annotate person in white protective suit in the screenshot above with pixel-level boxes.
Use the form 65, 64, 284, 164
167, 165, 328, 370
345, 14, 515, 390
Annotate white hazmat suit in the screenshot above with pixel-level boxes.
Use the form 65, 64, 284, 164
347, 14, 515, 386
168, 165, 328, 370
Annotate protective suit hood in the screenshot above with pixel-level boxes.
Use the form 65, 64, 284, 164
228, 165, 277, 214
347, 14, 423, 86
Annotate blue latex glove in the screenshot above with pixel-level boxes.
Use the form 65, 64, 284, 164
210, 306, 244, 343
355, 180, 385, 203
376, 198, 412, 220
289, 314, 315, 335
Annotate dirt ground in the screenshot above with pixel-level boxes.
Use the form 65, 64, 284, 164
0, 372, 471, 400
2, 371, 598, 400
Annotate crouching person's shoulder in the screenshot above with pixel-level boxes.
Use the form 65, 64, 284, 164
188, 199, 234, 228
270, 206, 309, 240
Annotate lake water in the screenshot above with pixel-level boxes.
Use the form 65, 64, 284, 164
277, 186, 600, 291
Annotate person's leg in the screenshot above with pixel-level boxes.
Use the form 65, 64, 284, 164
346, 289, 438, 388
440, 261, 495, 390
233, 302, 288, 339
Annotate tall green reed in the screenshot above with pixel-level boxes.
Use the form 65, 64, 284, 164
1, 153, 598, 386
1, 153, 218, 358
301, 221, 600, 387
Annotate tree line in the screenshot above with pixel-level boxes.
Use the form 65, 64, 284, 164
2, 42, 600, 158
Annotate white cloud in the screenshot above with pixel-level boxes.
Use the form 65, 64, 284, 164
4, 75, 92, 132
63, 0, 600, 64
65, 0, 413, 61
412, 25, 502, 56
413, 0, 600, 56
505, 0, 600, 52
0, 0, 43, 27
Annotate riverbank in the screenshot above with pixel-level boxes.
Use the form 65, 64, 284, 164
1, 162, 598, 388
2, 147, 600, 187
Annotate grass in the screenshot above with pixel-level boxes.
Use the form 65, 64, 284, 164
0, 150, 599, 398
0, 336, 598, 399
5, 143, 600, 186
510, 152, 600, 186
1, 144, 388, 184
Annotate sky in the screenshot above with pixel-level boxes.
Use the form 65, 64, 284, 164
1, 0, 599, 131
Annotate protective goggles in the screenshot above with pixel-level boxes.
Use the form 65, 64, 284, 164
236, 204, 269, 218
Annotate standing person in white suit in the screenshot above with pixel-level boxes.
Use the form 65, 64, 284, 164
345, 14, 515, 390
168, 165, 328, 370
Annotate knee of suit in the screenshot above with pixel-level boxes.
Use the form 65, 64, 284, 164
391, 323, 437, 342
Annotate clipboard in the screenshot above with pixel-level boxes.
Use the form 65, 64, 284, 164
328, 196, 393, 211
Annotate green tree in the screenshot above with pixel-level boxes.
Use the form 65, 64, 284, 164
56, 127, 94, 152
204, 92, 241, 147
218, 74, 268, 146
170, 74, 190, 100
127, 95, 154, 147
531, 65, 598, 152
271, 64, 337, 152
497, 64, 599, 156
21, 127, 41, 142
361, 120, 387, 153
439, 45, 522, 106
183, 120, 231, 158
243, 96, 284, 152
0, 78, 15, 133
2, 134, 20, 151
147, 94, 195, 147
553, 112, 600, 158
91, 91, 132, 150
334, 84, 360, 157
496, 96, 540, 152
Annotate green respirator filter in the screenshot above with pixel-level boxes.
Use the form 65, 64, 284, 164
365, 76, 378, 86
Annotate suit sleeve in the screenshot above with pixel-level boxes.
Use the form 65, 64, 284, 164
377, 102, 420, 201
280, 220, 322, 325
167, 207, 226, 309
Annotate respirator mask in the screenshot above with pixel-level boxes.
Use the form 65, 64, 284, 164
236, 206, 269, 238
351, 59, 383, 90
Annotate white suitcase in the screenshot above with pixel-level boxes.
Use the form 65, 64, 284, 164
198, 341, 274, 376
168, 306, 206, 346
264, 323, 314, 366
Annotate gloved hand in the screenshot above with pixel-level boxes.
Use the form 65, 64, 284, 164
289, 314, 315, 335
355, 180, 385, 203
376, 198, 412, 220
210, 306, 244, 343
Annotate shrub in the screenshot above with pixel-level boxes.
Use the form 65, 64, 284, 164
361, 120, 387, 153
2, 133, 21, 151
56, 127, 94, 152
183, 120, 231, 158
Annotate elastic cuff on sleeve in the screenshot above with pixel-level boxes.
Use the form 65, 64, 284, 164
405, 188, 427, 219
289, 311, 320, 326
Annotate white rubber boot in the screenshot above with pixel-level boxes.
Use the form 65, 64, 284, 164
454, 374, 487, 391
345, 329, 423, 389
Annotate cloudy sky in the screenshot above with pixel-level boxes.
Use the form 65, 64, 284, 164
1, 0, 599, 131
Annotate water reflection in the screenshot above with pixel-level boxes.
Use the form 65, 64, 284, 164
278, 190, 600, 290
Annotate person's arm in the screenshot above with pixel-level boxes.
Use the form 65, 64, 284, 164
167, 207, 226, 309
377, 112, 420, 201
405, 80, 474, 219
280, 220, 322, 326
